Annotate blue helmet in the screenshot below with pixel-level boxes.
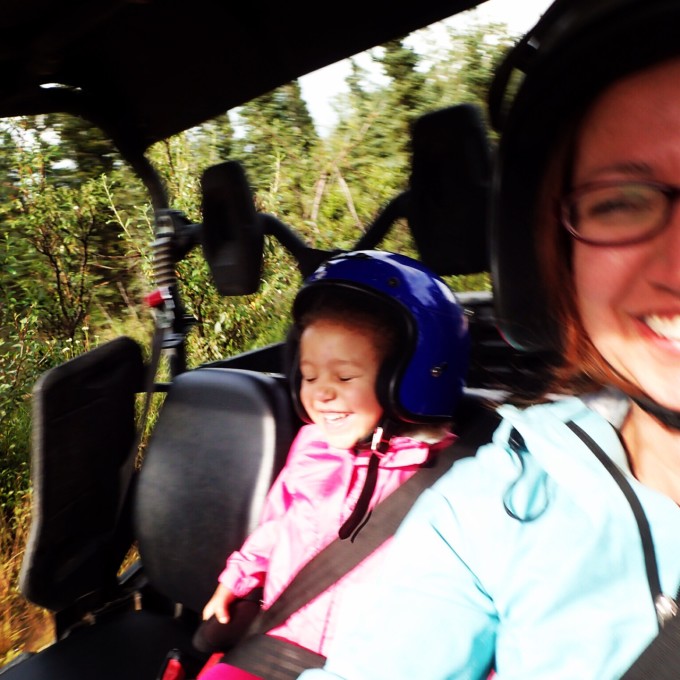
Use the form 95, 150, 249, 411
288, 250, 470, 426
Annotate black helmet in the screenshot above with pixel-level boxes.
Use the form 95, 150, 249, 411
287, 249, 470, 429
488, 0, 680, 353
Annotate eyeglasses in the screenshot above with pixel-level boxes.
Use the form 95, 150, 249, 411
559, 180, 680, 246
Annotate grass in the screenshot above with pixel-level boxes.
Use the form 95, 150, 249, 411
0, 495, 54, 667
0, 496, 143, 669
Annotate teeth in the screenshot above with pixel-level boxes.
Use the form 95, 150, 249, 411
646, 314, 680, 341
324, 413, 347, 423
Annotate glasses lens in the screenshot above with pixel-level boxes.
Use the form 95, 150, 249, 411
565, 182, 668, 244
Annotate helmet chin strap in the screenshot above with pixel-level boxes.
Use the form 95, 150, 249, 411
601, 360, 680, 433
630, 395, 680, 432
338, 421, 394, 541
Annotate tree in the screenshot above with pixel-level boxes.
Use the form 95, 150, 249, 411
41, 113, 121, 185
232, 82, 320, 219
189, 113, 237, 170
422, 21, 518, 131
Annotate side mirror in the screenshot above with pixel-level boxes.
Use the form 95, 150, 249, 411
408, 103, 491, 275
200, 161, 264, 296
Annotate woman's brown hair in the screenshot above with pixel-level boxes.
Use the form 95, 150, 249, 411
534, 109, 644, 399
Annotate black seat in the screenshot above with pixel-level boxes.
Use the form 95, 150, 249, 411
6, 341, 297, 680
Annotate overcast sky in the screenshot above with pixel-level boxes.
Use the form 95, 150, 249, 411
299, 0, 553, 134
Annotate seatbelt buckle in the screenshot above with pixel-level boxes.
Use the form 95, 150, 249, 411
156, 649, 186, 680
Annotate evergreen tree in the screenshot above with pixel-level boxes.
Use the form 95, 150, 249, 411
423, 22, 518, 130
378, 39, 429, 139
190, 113, 237, 169
232, 82, 320, 221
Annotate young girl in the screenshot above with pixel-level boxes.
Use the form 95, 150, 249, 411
195, 249, 470, 679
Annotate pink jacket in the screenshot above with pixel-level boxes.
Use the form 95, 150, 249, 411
218, 423, 454, 656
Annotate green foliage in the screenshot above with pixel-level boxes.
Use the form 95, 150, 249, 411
445, 271, 492, 293
232, 82, 321, 215
188, 114, 236, 168
0, 122, 152, 531
3, 177, 123, 340
0, 306, 69, 525
421, 21, 518, 135
41, 113, 122, 185
180, 241, 301, 365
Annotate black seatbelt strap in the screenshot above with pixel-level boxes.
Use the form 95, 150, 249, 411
250, 405, 500, 635
566, 420, 680, 680
566, 420, 664, 613
620, 611, 680, 680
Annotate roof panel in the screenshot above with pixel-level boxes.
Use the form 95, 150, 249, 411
0, 0, 486, 151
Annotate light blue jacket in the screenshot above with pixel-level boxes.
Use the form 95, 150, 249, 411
299, 395, 680, 680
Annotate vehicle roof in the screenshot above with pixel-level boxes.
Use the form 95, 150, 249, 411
0, 0, 486, 153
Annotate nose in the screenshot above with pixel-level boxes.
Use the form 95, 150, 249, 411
313, 380, 335, 402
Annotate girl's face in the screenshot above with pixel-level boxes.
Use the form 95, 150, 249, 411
572, 58, 680, 410
299, 318, 384, 449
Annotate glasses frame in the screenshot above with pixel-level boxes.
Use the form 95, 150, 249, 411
559, 179, 680, 246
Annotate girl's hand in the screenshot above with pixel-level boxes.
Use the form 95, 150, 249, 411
202, 583, 236, 623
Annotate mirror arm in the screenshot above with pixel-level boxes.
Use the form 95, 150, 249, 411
353, 191, 409, 250
259, 214, 338, 277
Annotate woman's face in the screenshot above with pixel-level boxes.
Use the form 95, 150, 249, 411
572, 58, 680, 410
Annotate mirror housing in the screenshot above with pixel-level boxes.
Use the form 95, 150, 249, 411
200, 161, 264, 296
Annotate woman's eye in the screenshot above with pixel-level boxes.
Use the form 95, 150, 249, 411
583, 185, 658, 222
589, 195, 648, 216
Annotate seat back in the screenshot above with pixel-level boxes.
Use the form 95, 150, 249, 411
20, 336, 145, 613
133, 367, 298, 614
